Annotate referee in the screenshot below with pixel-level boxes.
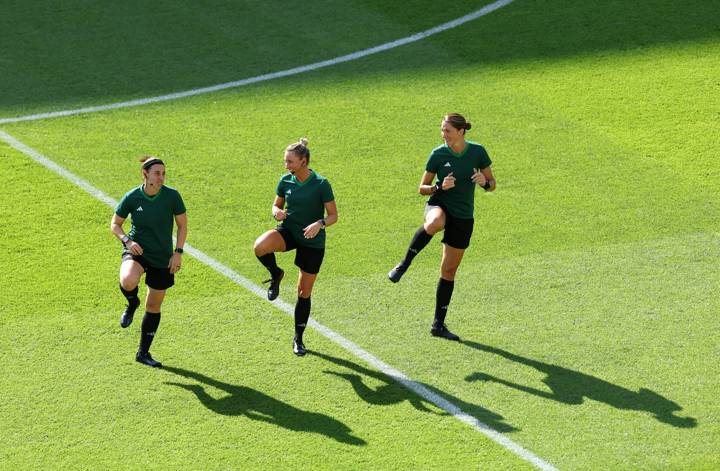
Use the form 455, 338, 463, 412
388, 113, 496, 341
110, 156, 187, 367
253, 138, 338, 356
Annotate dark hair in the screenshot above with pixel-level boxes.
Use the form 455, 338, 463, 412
140, 156, 164, 171
444, 113, 472, 133
286, 138, 310, 163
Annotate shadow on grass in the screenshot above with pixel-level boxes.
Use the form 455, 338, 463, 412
1, 1, 718, 115
310, 350, 517, 433
162, 365, 366, 445
462, 341, 697, 428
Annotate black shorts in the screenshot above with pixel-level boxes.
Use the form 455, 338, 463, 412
121, 252, 175, 290
426, 199, 475, 249
276, 226, 325, 275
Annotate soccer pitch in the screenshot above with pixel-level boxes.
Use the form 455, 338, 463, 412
1, 1, 718, 469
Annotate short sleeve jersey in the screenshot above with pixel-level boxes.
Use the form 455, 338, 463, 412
276, 171, 334, 249
425, 142, 492, 219
115, 185, 187, 268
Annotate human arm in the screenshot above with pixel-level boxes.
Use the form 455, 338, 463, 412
471, 166, 496, 192
303, 200, 338, 239
272, 196, 287, 221
418, 170, 455, 196
169, 212, 187, 273
110, 213, 143, 255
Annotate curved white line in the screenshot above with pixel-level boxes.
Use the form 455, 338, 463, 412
0, 0, 514, 125
0, 128, 557, 471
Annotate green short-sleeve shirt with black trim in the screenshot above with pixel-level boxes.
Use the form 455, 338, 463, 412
115, 185, 186, 268
276, 171, 334, 249
425, 142, 492, 219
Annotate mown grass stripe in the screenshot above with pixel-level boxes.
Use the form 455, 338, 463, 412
0, 127, 558, 471
0, 0, 514, 125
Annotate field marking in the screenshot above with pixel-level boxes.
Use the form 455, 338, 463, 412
0, 129, 558, 471
0, 0, 514, 125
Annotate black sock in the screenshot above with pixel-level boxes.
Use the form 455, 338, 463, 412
401, 226, 433, 265
257, 253, 281, 277
139, 311, 161, 354
120, 284, 139, 306
434, 278, 454, 326
294, 297, 311, 342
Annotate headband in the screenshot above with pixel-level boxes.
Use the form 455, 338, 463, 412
142, 158, 165, 170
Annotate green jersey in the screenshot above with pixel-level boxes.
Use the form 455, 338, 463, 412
276, 171, 334, 249
425, 142, 492, 219
115, 185, 186, 268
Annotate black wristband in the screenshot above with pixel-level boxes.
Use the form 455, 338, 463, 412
482, 181, 491, 190
175, 247, 184, 254
320, 218, 326, 229
434, 182, 443, 193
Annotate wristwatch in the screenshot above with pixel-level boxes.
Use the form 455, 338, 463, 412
175, 247, 184, 254
320, 218, 327, 229
121, 235, 130, 245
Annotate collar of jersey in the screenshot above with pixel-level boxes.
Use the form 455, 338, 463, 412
290, 170, 316, 187
139, 184, 163, 201
445, 142, 469, 158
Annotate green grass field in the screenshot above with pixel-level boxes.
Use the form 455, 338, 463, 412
1, 1, 718, 469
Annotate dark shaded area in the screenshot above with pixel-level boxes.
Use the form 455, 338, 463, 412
163, 365, 366, 445
0, 0, 718, 116
311, 351, 517, 433
463, 341, 697, 428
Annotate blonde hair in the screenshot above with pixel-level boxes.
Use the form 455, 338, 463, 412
286, 137, 310, 163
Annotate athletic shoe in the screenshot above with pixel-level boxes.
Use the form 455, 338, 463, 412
388, 262, 408, 283
264, 269, 284, 301
135, 351, 162, 368
293, 337, 306, 356
120, 299, 140, 328
431, 323, 460, 341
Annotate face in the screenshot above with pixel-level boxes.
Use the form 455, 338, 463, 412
143, 164, 166, 187
284, 151, 306, 174
441, 120, 464, 145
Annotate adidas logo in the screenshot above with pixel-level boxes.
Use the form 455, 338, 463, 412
286, 189, 292, 195
444, 162, 452, 167
136, 206, 144, 212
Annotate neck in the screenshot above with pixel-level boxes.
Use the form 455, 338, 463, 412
449, 139, 466, 154
295, 168, 311, 182
143, 183, 160, 196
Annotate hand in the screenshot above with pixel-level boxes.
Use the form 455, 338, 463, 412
471, 168, 487, 186
127, 241, 143, 255
168, 252, 182, 274
274, 209, 287, 221
303, 221, 322, 239
442, 172, 456, 190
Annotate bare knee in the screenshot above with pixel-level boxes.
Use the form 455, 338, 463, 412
145, 301, 162, 312
441, 266, 458, 280
119, 276, 139, 291
297, 285, 314, 298
253, 238, 266, 256
425, 218, 444, 235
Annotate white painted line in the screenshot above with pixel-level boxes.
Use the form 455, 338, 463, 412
0, 0, 514, 125
0, 128, 558, 470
